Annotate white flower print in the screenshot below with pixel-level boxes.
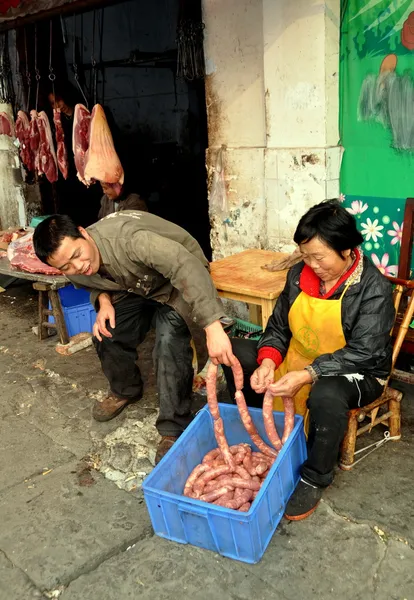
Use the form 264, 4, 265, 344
361, 218, 384, 242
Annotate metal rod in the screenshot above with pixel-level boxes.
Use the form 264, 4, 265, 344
0, 0, 129, 33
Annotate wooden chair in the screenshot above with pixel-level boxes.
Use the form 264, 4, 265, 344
395, 197, 414, 357
340, 276, 414, 470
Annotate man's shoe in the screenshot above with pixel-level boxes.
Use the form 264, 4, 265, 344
155, 436, 178, 465
284, 478, 323, 521
92, 394, 136, 422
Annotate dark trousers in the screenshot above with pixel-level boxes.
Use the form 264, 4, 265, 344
93, 294, 193, 437
223, 338, 384, 487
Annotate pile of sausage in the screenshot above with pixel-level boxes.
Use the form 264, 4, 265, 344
182, 358, 295, 511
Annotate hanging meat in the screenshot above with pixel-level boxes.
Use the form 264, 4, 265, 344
29, 110, 41, 173
72, 104, 91, 184
16, 111, 34, 172
53, 108, 69, 180
28, 111, 58, 184
37, 111, 58, 183
0, 112, 14, 137
73, 103, 124, 191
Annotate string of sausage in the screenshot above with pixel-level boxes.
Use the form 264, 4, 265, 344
183, 357, 296, 509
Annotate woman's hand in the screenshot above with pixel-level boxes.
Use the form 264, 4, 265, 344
93, 293, 115, 342
268, 370, 312, 398
251, 359, 276, 393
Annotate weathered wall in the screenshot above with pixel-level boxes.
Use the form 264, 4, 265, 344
203, 0, 341, 258
0, 103, 28, 229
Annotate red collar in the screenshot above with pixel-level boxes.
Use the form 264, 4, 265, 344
299, 248, 361, 299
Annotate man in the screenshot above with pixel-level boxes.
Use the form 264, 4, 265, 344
33, 211, 234, 463
98, 182, 148, 220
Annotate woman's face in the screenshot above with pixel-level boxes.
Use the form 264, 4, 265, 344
299, 237, 351, 282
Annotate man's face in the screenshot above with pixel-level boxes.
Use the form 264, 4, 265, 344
47, 228, 100, 276
48, 93, 73, 117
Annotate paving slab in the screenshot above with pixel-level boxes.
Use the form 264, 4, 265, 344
0, 551, 43, 600
0, 460, 152, 591
375, 539, 414, 600
325, 437, 414, 547
62, 502, 383, 600
0, 416, 74, 493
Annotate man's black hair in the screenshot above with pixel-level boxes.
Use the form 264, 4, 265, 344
33, 214, 82, 265
293, 199, 364, 259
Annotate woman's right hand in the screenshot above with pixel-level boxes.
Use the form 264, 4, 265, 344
93, 293, 115, 342
250, 358, 276, 393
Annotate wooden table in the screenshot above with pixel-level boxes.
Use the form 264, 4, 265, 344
0, 257, 70, 344
210, 249, 289, 329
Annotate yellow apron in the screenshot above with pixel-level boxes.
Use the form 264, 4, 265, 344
272, 278, 353, 435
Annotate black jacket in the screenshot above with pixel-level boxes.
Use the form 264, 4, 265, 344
258, 256, 395, 379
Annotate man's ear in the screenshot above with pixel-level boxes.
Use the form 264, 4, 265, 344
78, 226, 89, 240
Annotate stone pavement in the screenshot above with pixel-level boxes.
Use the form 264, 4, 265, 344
0, 284, 413, 600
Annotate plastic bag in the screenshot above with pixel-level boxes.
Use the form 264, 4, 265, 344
193, 358, 227, 396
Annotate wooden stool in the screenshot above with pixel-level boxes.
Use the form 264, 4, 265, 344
33, 282, 69, 345
340, 276, 414, 470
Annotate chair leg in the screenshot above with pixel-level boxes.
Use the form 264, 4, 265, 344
388, 398, 402, 440
340, 414, 358, 471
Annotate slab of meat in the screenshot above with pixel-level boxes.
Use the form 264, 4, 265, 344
73, 103, 124, 188
73, 104, 91, 184
0, 111, 14, 137
85, 104, 124, 185
37, 111, 58, 183
29, 110, 41, 173
16, 111, 35, 172
7, 232, 62, 276
53, 108, 69, 179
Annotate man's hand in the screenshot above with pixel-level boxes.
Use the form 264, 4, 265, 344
205, 320, 235, 366
93, 293, 115, 342
250, 359, 276, 393
268, 370, 312, 398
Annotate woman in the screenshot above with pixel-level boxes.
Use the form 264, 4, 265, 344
223, 200, 395, 521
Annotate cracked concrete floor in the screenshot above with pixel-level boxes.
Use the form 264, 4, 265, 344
0, 283, 413, 600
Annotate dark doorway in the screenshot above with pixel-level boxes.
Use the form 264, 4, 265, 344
14, 0, 211, 259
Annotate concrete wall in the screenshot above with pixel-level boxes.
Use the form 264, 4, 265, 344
203, 0, 341, 258
0, 102, 30, 230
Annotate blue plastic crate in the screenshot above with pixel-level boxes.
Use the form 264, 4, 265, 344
142, 404, 307, 564
49, 285, 96, 337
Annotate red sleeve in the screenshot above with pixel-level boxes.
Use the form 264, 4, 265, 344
257, 347, 283, 368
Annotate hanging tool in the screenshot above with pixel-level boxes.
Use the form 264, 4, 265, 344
91, 10, 97, 105
72, 14, 88, 107
98, 8, 105, 105
34, 24, 41, 112
176, 0, 205, 81
24, 28, 31, 112
49, 21, 56, 105
0, 32, 14, 105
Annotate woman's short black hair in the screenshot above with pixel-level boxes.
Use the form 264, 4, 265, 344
33, 214, 82, 265
293, 199, 364, 258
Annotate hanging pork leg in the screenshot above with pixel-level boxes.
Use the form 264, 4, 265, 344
72, 103, 124, 188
